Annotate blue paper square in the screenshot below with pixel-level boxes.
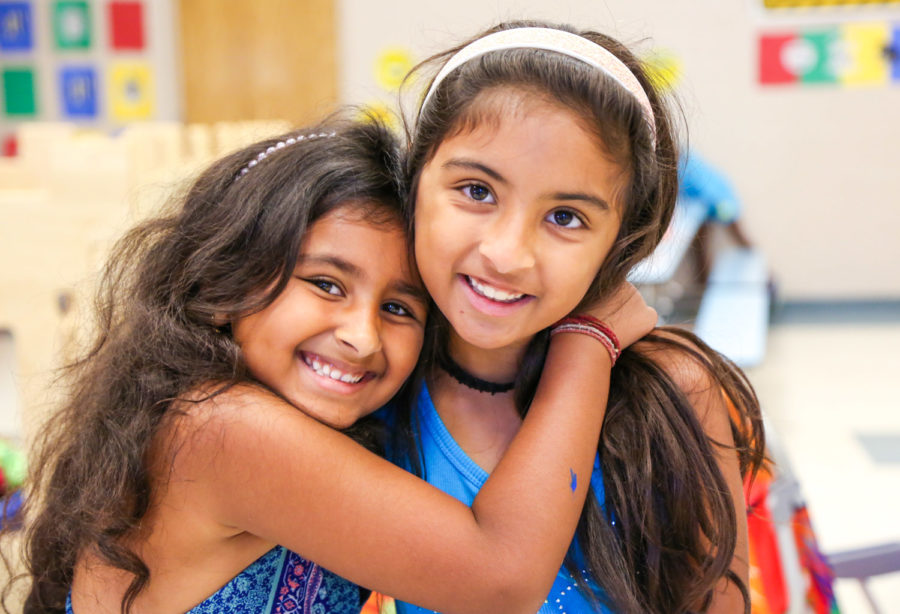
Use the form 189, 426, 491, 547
0, 2, 33, 51
893, 26, 900, 83
59, 66, 97, 118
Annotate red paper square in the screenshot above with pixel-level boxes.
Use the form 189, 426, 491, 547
759, 34, 798, 85
109, 1, 144, 50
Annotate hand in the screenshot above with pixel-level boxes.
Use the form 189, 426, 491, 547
582, 282, 657, 349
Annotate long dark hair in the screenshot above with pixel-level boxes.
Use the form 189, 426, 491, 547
5, 116, 407, 614
394, 21, 765, 613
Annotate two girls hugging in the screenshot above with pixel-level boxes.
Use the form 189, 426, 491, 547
11, 21, 764, 614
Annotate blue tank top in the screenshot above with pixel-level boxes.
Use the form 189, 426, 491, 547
67, 546, 366, 614
390, 384, 613, 614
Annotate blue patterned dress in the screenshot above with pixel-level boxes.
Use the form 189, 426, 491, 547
67, 546, 367, 614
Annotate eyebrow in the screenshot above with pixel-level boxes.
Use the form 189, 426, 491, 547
299, 254, 428, 304
392, 281, 429, 306
550, 191, 610, 211
298, 254, 363, 276
442, 158, 508, 185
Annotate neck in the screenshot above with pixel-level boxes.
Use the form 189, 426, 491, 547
446, 331, 531, 385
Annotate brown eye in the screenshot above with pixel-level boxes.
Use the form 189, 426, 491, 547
307, 278, 342, 296
383, 302, 411, 317
547, 209, 583, 229
462, 184, 494, 203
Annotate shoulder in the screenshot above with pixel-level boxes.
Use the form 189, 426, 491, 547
630, 328, 733, 440
632, 328, 713, 388
164, 383, 292, 444
153, 382, 356, 529
158, 383, 326, 487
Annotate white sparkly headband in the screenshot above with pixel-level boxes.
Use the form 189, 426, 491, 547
420, 27, 656, 141
235, 130, 337, 180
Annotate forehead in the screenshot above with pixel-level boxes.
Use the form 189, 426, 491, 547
444, 87, 606, 154
305, 205, 405, 251
303, 205, 419, 281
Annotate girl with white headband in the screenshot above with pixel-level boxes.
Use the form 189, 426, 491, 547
12, 115, 655, 614
386, 21, 765, 613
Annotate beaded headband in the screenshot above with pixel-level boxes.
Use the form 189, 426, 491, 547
421, 27, 656, 142
235, 130, 336, 180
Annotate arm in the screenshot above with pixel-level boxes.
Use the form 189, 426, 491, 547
697, 386, 750, 614
647, 335, 751, 613
170, 285, 655, 614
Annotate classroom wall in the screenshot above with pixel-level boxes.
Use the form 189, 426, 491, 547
338, 0, 900, 301
0, 0, 180, 134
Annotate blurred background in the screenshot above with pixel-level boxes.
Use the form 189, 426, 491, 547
1, 0, 899, 611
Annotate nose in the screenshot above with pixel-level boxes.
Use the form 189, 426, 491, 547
477, 211, 536, 274
334, 304, 382, 357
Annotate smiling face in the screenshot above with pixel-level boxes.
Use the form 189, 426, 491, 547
414, 92, 627, 354
232, 205, 427, 429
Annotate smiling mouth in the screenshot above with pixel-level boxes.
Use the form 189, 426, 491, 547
465, 275, 529, 303
301, 352, 371, 384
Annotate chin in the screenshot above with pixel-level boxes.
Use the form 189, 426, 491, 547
317, 413, 356, 430
448, 320, 525, 351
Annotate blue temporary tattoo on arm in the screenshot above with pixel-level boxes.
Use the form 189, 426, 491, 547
570, 468, 577, 492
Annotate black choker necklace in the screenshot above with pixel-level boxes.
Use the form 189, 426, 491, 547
438, 353, 515, 395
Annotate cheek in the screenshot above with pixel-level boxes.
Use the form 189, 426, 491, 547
395, 329, 424, 376
379, 328, 423, 397
414, 215, 447, 290
231, 318, 260, 360
548, 249, 607, 312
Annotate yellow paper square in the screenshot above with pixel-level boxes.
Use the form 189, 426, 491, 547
840, 23, 890, 86
109, 61, 155, 120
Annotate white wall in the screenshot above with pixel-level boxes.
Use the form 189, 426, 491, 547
339, 0, 900, 301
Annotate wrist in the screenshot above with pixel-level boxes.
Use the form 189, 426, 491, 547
547, 327, 614, 369
550, 315, 620, 366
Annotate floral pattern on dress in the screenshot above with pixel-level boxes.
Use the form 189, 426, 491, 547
272, 549, 362, 614
67, 546, 362, 614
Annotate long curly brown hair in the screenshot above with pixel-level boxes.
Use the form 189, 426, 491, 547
3, 116, 407, 614
392, 21, 766, 613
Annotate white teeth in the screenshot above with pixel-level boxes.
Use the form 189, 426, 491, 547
303, 355, 364, 384
467, 276, 525, 303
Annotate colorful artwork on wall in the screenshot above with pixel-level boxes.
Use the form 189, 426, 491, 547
60, 66, 98, 117
0, 2, 32, 51
374, 47, 415, 91
1, 1, 169, 126
893, 25, 900, 79
53, 1, 91, 50
2, 66, 36, 115
109, 1, 144, 51
109, 60, 152, 120
764, 0, 900, 8
759, 22, 900, 86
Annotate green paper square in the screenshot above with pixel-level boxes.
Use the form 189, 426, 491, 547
802, 29, 840, 84
2, 68, 37, 116
53, 1, 91, 49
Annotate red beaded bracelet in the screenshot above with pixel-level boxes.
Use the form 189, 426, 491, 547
550, 315, 621, 366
